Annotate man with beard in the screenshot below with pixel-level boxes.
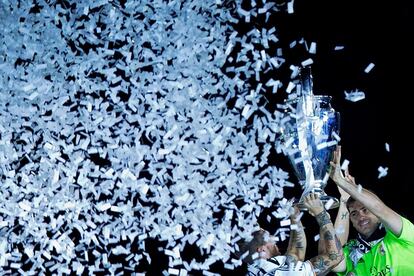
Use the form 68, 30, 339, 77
329, 146, 414, 275
237, 193, 343, 276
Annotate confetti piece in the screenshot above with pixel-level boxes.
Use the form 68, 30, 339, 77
344, 89, 365, 102
309, 42, 317, 54
325, 198, 335, 210
364, 63, 375, 73
378, 166, 388, 179
341, 159, 350, 171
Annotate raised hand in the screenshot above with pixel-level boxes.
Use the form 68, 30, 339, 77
330, 146, 356, 187
302, 193, 325, 217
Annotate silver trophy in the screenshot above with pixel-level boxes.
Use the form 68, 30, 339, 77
280, 67, 340, 209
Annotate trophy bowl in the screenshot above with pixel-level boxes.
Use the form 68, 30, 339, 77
280, 94, 340, 210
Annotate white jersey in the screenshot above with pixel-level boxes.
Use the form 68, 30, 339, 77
247, 255, 315, 276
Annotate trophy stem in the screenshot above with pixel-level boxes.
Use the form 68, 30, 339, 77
297, 185, 340, 210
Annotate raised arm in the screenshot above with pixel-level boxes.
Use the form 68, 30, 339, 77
329, 185, 350, 273
333, 185, 351, 246
303, 193, 344, 276
330, 146, 402, 236
318, 185, 350, 254
285, 206, 307, 261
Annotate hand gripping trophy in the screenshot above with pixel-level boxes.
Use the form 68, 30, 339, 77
279, 66, 340, 209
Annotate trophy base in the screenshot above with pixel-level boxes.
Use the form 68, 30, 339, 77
296, 192, 340, 211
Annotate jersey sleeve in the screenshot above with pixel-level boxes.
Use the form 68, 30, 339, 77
302, 260, 316, 276
387, 217, 414, 245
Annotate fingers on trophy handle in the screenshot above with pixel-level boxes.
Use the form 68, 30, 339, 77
332, 145, 341, 165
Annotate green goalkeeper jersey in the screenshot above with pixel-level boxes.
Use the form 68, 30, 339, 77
338, 216, 414, 276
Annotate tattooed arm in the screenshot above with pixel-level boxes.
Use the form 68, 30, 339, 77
285, 206, 307, 261
330, 147, 352, 246
333, 186, 351, 246
303, 193, 344, 276
318, 186, 350, 254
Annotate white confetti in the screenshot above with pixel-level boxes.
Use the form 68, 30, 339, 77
287, 1, 295, 13
332, 131, 341, 142
301, 58, 314, 67
364, 62, 375, 73
324, 198, 335, 210
341, 159, 350, 171
378, 166, 388, 179
18, 201, 31, 212
286, 81, 296, 93
344, 89, 365, 102
280, 219, 291, 227
309, 42, 317, 54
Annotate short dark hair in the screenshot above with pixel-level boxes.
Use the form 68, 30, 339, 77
346, 197, 357, 211
346, 188, 378, 211
235, 229, 267, 264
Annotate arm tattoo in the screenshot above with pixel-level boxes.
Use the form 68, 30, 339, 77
293, 227, 306, 248
323, 231, 333, 241
285, 254, 298, 265
310, 213, 343, 275
315, 210, 331, 227
312, 256, 329, 273
328, 251, 341, 261
295, 241, 304, 249
286, 221, 306, 259
341, 212, 348, 219
335, 236, 342, 251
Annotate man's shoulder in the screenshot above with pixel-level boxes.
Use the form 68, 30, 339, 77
386, 216, 414, 243
248, 256, 286, 275
401, 216, 414, 229
383, 217, 414, 238
247, 255, 313, 275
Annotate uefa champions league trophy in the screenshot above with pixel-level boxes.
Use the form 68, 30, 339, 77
280, 67, 340, 210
